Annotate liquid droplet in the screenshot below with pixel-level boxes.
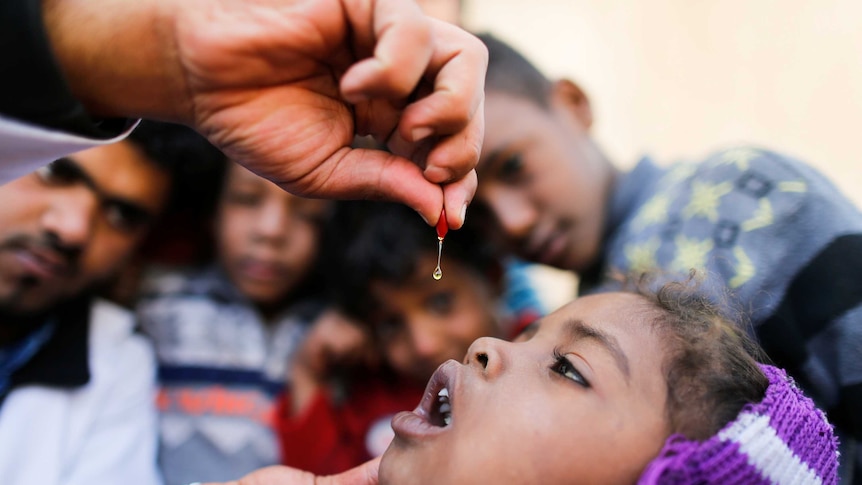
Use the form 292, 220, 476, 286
433, 236, 444, 281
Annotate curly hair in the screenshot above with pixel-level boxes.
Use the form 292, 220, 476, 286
624, 272, 769, 440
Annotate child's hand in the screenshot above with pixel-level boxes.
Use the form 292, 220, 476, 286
300, 309, 378, 378
290, 309, 378, 414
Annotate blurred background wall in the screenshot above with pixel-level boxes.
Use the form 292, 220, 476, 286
456, 1, 862, 312
463, 1, 862, 192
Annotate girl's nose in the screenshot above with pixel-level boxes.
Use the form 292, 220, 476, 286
464, 336, 505, 377
253, 199, 291, 243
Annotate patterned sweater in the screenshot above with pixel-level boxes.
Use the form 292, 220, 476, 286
582, 147, 862, 479
137, 267, 318, 485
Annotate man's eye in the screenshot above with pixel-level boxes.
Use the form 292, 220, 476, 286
37, 159, 82, 185
498, 154, 526, 183
104, 203, 150, 233
425, 292, 454, 315
551, 350, 589, 387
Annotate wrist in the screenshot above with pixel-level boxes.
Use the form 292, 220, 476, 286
41, 0, 192, 123
290, 362, 324, 416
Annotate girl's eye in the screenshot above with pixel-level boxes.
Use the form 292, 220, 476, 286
293, 200, 329, 223
425, 291, 455, 315
224, 190, 261, 206
552, 350, 590, 388
498, 154, 526, 183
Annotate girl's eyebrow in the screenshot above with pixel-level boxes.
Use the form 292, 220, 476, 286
564, 318, 631, 383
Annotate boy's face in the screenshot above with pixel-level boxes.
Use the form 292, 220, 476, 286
369, 254, 500, 383
475, 88, 612, 273
0, 143, 169, 315
216, 163, 328, 307
380, 292, 670, 485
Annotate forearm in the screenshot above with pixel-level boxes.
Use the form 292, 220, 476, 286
41, 0, 192, 123
289, 364, 324, 416
0, 0, 111, 136
278, 390, 343, 473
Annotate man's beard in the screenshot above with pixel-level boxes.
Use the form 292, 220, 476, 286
0, 297, 54, 345
0, 231, 82, 319
0, 284, 98, 346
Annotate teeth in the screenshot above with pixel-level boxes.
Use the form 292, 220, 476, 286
436, 387, 452, 427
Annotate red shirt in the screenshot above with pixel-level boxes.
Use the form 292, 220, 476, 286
276, 374, 425, 474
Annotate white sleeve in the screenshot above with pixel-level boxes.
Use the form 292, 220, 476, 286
0, 116, 137, 184
60, 301, 162, 485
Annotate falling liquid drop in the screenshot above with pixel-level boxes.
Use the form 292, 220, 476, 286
432, 208, 447, 281
433, 236, 444, 280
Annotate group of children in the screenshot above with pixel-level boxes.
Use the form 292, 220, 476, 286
112, 33, 855, 485
135, 155, 545, 483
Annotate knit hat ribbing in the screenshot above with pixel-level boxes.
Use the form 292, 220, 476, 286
638, 364, 839, 485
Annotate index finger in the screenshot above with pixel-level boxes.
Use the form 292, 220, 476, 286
399, 20, 488, 137
340, 0, 433, 103
397, 21, 488, 184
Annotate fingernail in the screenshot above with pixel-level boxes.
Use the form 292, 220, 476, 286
417, 210, 431, 226
342, 90, 368, 105
412, 127, 434, 142
460, 203, 468, 226
424, 166, 452, 184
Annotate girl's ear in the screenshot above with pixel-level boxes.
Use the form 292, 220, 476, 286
550, 79, 593, 130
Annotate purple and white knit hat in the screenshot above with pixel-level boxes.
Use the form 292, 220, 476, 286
638, 364, 839, 485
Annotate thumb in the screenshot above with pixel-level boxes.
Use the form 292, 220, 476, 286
312, 147, 443, 225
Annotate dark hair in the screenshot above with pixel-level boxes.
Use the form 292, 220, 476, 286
322, 200, 503, 321
126, 120, 227, 209
128, 121, 209, 168
626, 272, 769, 440
128, 121, 229, 265
477, 32, 553, 108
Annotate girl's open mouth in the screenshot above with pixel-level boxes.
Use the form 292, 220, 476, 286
391, 360, 459, 440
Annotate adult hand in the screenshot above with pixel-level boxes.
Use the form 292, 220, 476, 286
43, 0, 486, 228
203, 457, 380, 485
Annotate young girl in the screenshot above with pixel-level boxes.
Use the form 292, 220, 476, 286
137, 161, 330, 485
277, 200, 544, 474
387, 278, 839, 484
213, 276, 839, 485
